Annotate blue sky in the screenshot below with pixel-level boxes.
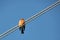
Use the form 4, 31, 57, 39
0, 0, 60, 40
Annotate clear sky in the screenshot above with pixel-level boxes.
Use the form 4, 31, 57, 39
0, 0, 60, 40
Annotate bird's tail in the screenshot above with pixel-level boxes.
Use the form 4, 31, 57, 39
21, 28, 24, 34
19, 27, 24, 34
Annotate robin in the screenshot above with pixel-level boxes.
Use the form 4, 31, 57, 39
18, 18, 25, 34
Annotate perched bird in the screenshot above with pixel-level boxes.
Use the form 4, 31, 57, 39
18, 18, 25, 34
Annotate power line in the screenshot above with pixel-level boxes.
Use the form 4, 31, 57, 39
0, 0, 60, 39
0, 25, 19, 39
25, 0, 60, 24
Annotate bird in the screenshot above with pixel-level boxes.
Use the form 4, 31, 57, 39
18, 18, 25, 34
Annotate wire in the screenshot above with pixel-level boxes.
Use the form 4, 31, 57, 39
0, 0, 60, 39
25, 0, 60, 24
0, 25, 19, 39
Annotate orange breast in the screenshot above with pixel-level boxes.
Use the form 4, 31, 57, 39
18, 19, 25, 27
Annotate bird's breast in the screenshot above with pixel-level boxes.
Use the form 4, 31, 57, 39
18, 19, 25, 27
